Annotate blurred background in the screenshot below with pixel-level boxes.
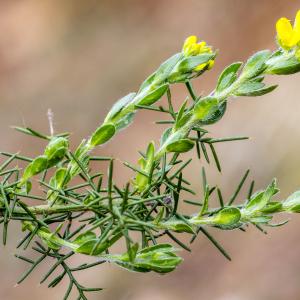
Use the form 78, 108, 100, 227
0, 0, 300, 299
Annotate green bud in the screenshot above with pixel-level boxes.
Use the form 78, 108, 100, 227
115, 244, 183, 274
191, 207, 241, 230
44, 137, 68, 167
211, 207, 241, 229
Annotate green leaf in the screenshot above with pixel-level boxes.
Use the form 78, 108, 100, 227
50, 168, 70, 189
176, 53, 215, 73
73, 231, 96, 245
12, 126, 49, 140
266, 53, 300, 75
76, 239, 109, 255
200, 101, 227, 125
260, 201, 282, 214
166, 139, 194, 153
160, 127, 172, 146
234, 82, 278, 96
211, 207, 241, 229
22, 156, 48, 181
146, 141, 155, 162
158, 216, 194, 233
38, 227, 61, 250
174, 100, 193, 130
242, 50, 271, 78
177, 54, 214, 73
216, 62, 242, 92
138, 84, 168, 106
139, 72, 156, 91
105, 92, 136, 121
249, 215, 272, 224
244, 179, 279, 214
90, 124, 116, 147
155, 53, 183, 83
282, 191, 300, 212
115, 112, 135, 131
193, 97, 219, 121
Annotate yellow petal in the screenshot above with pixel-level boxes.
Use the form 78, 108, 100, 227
183, 36, 197, 54
194, 63, 206, 72
207, 60, 215, 70
293, 10, 300, 33
276, 17, 294, 48
293, 10, 300, 45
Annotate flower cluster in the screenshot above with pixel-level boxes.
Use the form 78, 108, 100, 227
276, 10, 300, 50
182, 35, 214, 71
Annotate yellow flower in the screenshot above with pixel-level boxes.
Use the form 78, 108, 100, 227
182, 35, 214, 71
276, 10, 300, 49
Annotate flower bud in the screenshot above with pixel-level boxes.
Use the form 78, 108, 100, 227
44, 137, 69, 167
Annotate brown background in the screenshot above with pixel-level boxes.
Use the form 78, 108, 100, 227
0, 1, 300, 299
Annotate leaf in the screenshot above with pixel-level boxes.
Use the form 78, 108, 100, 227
174, 100, 192, 130
44, 137, 69, 167
249, 216, 272, 224
51, 168, 70, 189
76, 239, 109, 255
155, 53, 183, 83
245, 179, 279, 213
137, 84, 168, 106
22, 155, 48, 181
177, 54, 215, 73
282, 191, 300, 212
166, 139, 194, 153
115, 112, 135, 131
44, 137, 68, 160
160, 127, 172, 146
193, 97, 219, 121
234, 82, 278, 96
158, 216, 194, 233
90, 124, 116, 147
200, 101, 227, 125
242, 50, 271, 78
146, 141, 155, 162
12, 126, 49, 140
266, 54, 300, 75
139, 72, 156, 91
38, 227, 61, 250
73, 231, 96, 245
216, 62, 242, 92
260, 201, 282, 213
128, 243, 139, 262
175, 100, 188, 127
211, 207, 241, 230
104, 92, 136, 121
